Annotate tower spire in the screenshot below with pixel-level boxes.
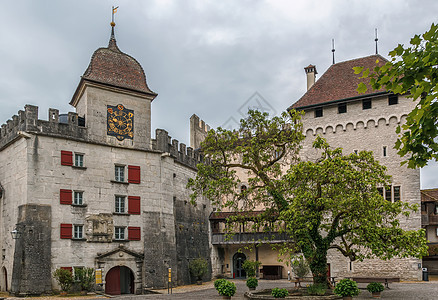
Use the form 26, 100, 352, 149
332, 39, 336, 64
375, 28, 379, 54
108, 6, 120, 51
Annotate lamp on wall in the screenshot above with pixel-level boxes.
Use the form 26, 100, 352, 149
11, 225, 22, 239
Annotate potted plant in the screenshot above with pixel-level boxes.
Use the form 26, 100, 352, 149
74, 267, 95, 294
367, 282, 384, 298
334, 279, 360, 300
216, 279, 236, 299
291, 256, 310, 283
246, 276, 258, 290
189, 257, 208, 284
214, 278, 227, 294
272, 287, 289, 298
242, 260, 262, 277
53, 268, 74, 296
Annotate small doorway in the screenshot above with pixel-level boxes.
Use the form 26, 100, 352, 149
105, 266, 134, 295
1, 267, 7, 292
233, 252, 246, 278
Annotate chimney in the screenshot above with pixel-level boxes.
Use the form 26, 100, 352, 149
304, 65, 317, 90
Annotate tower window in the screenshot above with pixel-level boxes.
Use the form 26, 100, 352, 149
393, 186, 401, 201
388, 94, 398, 105
383, 146, 387, 157
338, 103, 347, 114
314, 107, 323, 118
362, 99, 372, 110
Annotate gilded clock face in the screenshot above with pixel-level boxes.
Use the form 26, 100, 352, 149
107, 104, 134, 141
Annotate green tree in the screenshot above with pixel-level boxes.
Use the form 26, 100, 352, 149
354, 23, 438, 168
188, 110, 427, 285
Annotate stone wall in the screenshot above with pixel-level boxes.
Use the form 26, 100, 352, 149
190, 114, 210, 149
11, 204, 52, 296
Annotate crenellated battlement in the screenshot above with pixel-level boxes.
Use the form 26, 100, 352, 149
0, 105, 87, 150
153, 129, 205, 169
190, 114, 211, 149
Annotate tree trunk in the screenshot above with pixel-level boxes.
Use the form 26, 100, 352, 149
306, 247, 329, 285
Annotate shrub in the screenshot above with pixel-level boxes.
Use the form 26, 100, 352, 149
74, 267, 95, 292
216, 280, 236, 297
189, 257, 208, 281
367, 282, 384, 293
214, 278, 227, 290
272, 287, 289, 298
334, 279, 360, 297
246, 276, 258, 289
242, 260, 262, 277
53, 268, 74, 292
307, 283, 327, 296
291, 256, 310, 278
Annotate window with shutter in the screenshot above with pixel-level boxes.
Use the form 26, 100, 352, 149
60, 189, 72, 205
60, 223, 72, 239
61, 151, 73, 166
128, 196, 141, 214
128, 165, 141, 184
128, 227, 141, 241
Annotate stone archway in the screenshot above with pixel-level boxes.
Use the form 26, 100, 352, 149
105, 266, 134, 295
233, 252, 247, 278
1, 267, 7, 292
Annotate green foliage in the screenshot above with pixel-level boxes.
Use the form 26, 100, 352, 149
214, 278, 227, 289
53, 268, 74, 292
189, 257, 209, 281
291, 256, 310, 278
74, 267, 95, 292
367, 282, 384, 293
334, 279, 360, 297
356, 23, 438, 168
271, 287, 289, 298
189, 109, 428, 286
216, 280, 236, 297
246, 276, 258, 288
307, 283, 327, 296
242, 260, 262, 277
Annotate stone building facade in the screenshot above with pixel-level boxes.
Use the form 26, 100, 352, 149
290, 55, 422, 281
0, 26, 211, 296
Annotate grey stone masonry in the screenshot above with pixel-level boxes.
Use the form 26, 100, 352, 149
0, 105, 86, 150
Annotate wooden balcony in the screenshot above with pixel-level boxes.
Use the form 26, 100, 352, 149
430, 215, 438, 225
211, 232, 292, 245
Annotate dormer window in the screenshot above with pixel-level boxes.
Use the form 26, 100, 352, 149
314, 107, 323, 118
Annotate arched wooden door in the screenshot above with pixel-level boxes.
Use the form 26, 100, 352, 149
105, 266, 134, 295
233, 252, 247, 278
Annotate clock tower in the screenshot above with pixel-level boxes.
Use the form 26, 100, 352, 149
70, 23, 157, 149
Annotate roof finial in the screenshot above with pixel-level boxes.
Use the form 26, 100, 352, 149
332, 39, 336, 65
108, 6, 120, 51
375, 28, 379, 54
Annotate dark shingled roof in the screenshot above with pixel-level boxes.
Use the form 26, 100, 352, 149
290, 55, 388, 110
81, 29, 156, 96
421, 188, 438, 203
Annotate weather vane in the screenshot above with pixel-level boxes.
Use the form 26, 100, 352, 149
111, 6, 119, 27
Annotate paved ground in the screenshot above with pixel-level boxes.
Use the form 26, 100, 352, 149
112, 279, 438, 300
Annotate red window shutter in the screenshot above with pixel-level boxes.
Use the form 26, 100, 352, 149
128, 227, 141, 241
60, 189, 72, 205
128, 196, 141, 215
128, 165, 141, 184
60, 224, 72, 239
61, 267, 73, 273
61, 151, 73, 166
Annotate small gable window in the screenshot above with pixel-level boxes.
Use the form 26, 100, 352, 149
314, 107, 323, 118
362, 99, 372, 110
338, 103, 347, 114
388, 94, 398, 105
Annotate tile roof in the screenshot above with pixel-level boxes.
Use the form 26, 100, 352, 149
290, 55, 388, 110
81, 29, 156, 96
209, 210, 277, 221
421, 188, 438, 202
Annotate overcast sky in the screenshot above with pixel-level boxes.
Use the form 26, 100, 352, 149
0, 0, 437, 188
